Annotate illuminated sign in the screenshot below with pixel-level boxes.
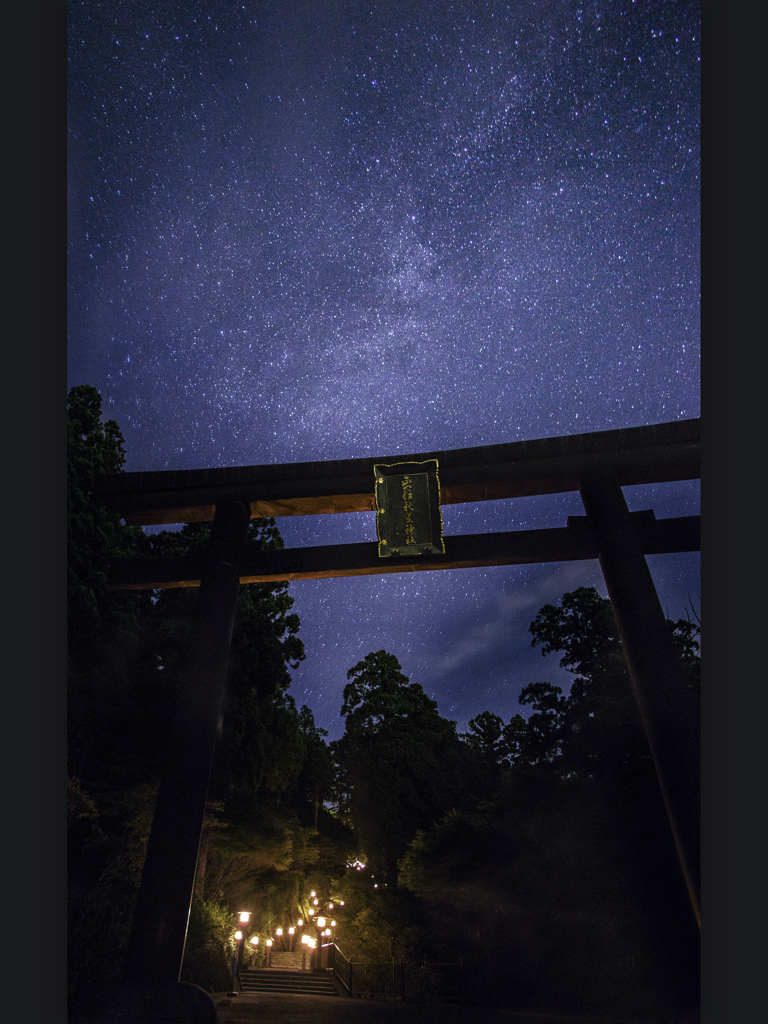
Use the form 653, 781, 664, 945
374, 460, 444, 558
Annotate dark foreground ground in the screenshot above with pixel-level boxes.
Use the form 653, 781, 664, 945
211, 991, 687, 1024
69, 982, 697, 1023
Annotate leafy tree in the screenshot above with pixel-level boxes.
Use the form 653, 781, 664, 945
334, 651, 464, 881
463, 710, 505, 760
180, 895, 234, 992
67, 385, 151, 785
529, 585, 620, 677
197, 804, 320, 903
525, 586, 699, 783
398, 803, 536, 982
459, 710, 537, 776
68, 386, 156, 997
68, 782, 158, 995
525, 587, 635, 779
328, 863, 437, 963
67, 383, 131, 650
398, 781, 678, 1015
399, 587, 701, 1016
516, 681, 569, 768
669, 615, 701, 698
295, 705, 337, 824
524, 587, 699, 1010
130, 518, 308, 806
340, 650, 442, 733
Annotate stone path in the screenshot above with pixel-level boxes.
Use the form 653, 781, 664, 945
213, 991, 647, 1024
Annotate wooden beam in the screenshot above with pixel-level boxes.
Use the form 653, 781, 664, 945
106, 513, 700, 590
579, 470, 700, 928
121, 501, 252, 984
96, 419, 700, 526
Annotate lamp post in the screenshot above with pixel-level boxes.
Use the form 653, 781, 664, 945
228, 930, 243, 997
301, 933, 316, 972
234, 912, 251, 987
301, 892, 342, 973
315, 917, 326, 972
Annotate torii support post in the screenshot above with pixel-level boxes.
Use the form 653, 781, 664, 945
122, 500, 251, 984
579, 469, 700, 929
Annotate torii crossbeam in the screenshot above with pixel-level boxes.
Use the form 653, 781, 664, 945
101, 417, 700, 586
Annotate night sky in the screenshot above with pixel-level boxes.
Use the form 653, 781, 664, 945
67, 0, 700, 741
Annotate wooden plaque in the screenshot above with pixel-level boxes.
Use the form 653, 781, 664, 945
374, 460, 444, 558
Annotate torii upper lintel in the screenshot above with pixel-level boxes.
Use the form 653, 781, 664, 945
97, 417, 700, 527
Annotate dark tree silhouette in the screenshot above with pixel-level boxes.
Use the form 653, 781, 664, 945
333, 650, 463, 880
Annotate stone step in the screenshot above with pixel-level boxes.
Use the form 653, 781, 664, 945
240, 970, 338, 997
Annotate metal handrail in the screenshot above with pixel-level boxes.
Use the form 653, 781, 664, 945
331, 943, 353, 994
331, 945, 466, 1002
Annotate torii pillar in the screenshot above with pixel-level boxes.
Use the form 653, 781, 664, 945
122, 500, 252, 984
579, 469, 700, 928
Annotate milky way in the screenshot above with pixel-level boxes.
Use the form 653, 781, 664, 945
67, 1, 700, 739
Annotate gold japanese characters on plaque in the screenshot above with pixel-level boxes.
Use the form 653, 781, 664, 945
374, 460, 445, 558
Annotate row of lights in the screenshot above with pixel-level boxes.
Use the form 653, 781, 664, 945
229, 888, 347, 991
303, 891, 338, 947
233, 900, 339, 950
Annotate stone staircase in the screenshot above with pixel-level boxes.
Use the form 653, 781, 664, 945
239, 964, 339, 997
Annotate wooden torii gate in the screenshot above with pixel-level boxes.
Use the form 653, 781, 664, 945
98, 417, 701, 986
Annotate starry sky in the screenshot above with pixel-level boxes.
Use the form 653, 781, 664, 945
67, 0, 700, 741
